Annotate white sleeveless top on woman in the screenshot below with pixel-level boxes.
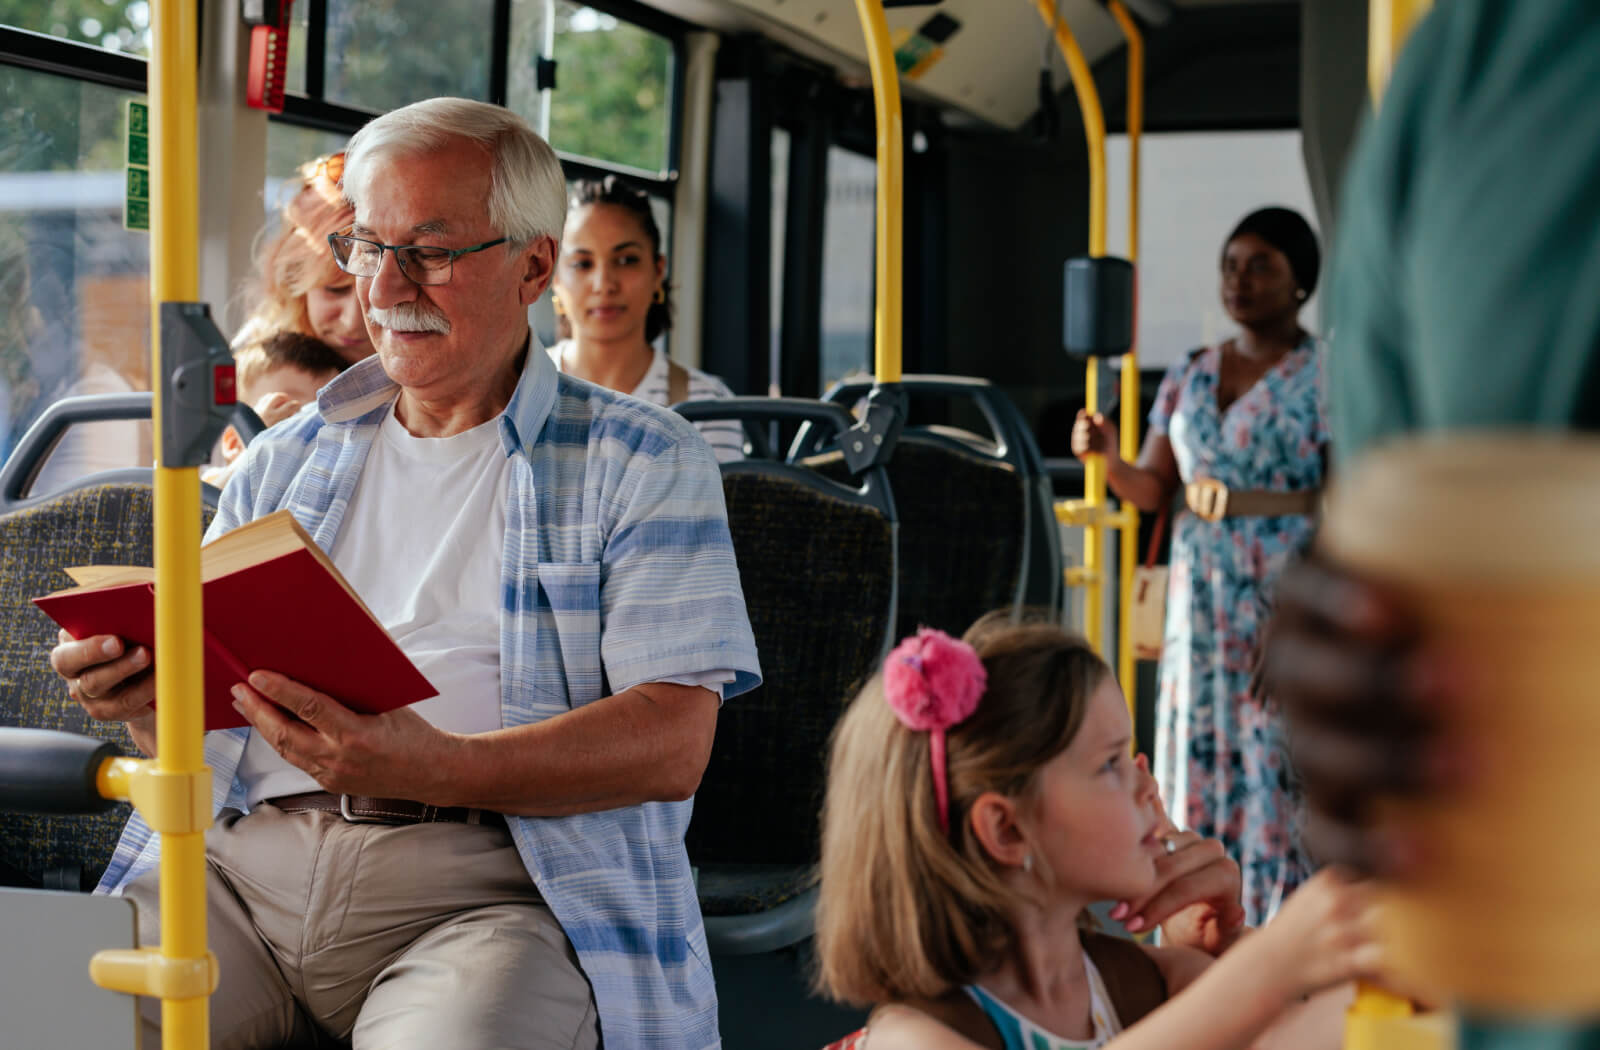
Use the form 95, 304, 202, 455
547, 341, 744, 462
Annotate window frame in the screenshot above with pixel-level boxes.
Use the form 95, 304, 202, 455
282, 0, 686, 188
0, 26, 146, 93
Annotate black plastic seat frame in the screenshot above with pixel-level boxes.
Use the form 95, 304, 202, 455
796, 374, 1063, 622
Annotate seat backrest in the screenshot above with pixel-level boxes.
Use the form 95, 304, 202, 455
0, 482, 215, 889
804, 376, 1063, 632
675, 399, 897, 867
807, 435, 1025, 640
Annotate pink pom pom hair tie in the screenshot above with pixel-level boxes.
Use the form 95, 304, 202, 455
883, 628, 988, 835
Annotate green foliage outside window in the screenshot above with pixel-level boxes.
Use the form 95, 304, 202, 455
511, 2, 673, 175
0, 0, 149, 56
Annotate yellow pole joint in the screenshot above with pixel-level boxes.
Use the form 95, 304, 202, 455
90, 948, 219, 1001
852, 0, 904, 384
1063, 567, 1101, 589
1056, 500, 1134, 531
97, 758, 212, 834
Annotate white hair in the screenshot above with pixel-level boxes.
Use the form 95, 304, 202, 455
342, 97, 566, 246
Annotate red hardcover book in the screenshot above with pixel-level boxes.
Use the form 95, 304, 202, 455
33, 509, 437, 731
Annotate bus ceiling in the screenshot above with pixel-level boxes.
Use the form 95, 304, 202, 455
638, 0, 1309, 131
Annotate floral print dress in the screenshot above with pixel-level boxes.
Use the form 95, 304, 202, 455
1149, 338, 1327, 925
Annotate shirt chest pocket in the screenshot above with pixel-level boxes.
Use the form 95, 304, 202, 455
534, 561, 606, 708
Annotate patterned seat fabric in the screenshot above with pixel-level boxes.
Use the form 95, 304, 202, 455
685, 471, 894, 888
0, 483, 214, 889
814, 435, 1027, 638
695, 862, 818, 918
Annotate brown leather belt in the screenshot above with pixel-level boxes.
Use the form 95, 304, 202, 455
1185, 479, 1319, 522
267, 791, 505, 828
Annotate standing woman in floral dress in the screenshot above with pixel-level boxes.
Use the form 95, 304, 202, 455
1072, 207, 1328, 925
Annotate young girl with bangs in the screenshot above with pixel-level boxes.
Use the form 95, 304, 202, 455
815, 616, 1384, 1050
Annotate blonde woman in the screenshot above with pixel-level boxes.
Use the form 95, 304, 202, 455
236, 152, 373, 368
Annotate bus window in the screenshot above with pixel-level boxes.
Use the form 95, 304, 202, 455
1105, 130, 1321, 369
510, 2, 676, 176
819, 145, 874, 390
283, 0, 310, 99
323, 0, 499, 113
3, 2, 148, 58
0, 65, 151, 469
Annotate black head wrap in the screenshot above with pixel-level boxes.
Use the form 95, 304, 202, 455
1225, 207, 1321, 297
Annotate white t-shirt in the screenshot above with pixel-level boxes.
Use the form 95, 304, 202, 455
237, 404, 510, 805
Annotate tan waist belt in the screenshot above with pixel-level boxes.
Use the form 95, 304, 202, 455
1184, 479, 1319, 522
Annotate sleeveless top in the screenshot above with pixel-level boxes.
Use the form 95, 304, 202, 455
964, 953, 1123, 1050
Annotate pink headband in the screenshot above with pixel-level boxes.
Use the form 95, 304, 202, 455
883, 628, 987, 835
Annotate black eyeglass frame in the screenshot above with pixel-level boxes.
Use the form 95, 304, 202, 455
327, 232, 510, 285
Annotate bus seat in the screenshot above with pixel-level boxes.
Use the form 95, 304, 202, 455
801, 376, 1062, 637
0, 395, 219, 890
675, 398, 897, 957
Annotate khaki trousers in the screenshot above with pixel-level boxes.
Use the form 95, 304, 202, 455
124, 804, 599, 1050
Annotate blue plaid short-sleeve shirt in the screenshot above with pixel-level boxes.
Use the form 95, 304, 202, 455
97, 343, 762, 1049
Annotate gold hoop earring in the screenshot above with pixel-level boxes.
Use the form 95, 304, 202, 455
551, 292, 566, 316
653, 286, 666, 305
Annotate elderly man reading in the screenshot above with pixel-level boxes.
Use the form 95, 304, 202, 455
50, 97, 760, 1050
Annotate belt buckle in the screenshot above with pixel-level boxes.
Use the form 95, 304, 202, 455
339, 794, 394, 824
1187, 478, 1230, 523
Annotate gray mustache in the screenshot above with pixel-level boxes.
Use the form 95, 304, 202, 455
367, 302, 451, 334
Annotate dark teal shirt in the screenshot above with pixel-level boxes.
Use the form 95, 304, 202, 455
1326, 2, 1600, 1042
1328, 0, 1600, 459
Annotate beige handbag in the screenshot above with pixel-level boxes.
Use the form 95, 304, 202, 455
1130, 507, 1170, 661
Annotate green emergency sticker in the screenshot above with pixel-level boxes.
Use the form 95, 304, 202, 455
125, 99, 150, 232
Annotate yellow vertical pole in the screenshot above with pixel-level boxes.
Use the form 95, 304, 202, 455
151, 0, 210, 1046
1030, 0, 1109, 656
1108, 1, 1143, 725
1368, 0, 1434, 103
852, 0, 903, 383
1344, 1, 1437, 1045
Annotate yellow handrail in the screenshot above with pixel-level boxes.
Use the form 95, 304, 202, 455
852, 0, 904, 383
1029, 0, 1110, 657
1345, 1, 1438, 1046
1108, 0, 1143, 724
1369, 0, 1435, 103
151, 0, 212, 1035
86, 1, 215, 1047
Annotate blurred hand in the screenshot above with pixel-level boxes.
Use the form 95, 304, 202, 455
1071, 410, 1119, 461
252, 391, 307, 428
1266, 555, 1461, 875
1255, 867, 1384, 999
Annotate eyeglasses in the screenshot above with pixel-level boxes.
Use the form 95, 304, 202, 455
327, 233, 508, 286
